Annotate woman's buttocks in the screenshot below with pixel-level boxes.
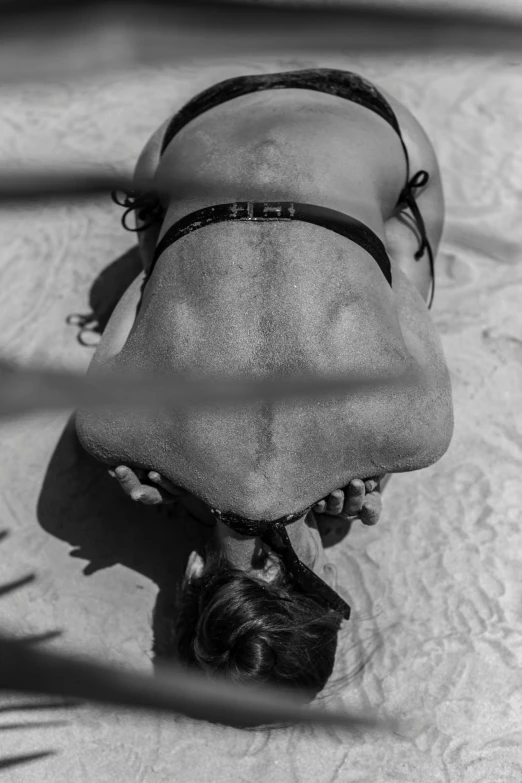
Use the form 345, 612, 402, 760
157, 88, 406, 232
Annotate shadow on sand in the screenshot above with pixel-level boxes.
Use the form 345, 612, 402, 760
37, 417, 211, 665
66, 243, 143, 342
38, 246, 212, 667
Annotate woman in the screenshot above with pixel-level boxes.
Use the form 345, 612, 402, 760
76, 68, 453, 699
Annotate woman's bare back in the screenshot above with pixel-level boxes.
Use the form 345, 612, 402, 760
76, 73, 453, 519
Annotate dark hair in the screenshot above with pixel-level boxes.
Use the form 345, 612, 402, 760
154, 546, 343, 701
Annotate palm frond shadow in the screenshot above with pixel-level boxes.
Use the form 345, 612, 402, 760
0, 546, 66, 769
0, 574, 35, 598
0, 752, 56, 771
18, 630, 63, 646
0, 720, 68, 731
0, 700, 78, 714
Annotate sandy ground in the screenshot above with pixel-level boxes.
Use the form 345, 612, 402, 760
1, 50, 522, 783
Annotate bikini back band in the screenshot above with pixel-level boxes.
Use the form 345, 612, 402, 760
150, 200, 392, 286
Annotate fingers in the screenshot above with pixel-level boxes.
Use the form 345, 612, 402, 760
360, 493, 382, 526
314, 481, 365, 519
109, 466, 180, 505
109, 465, 163, 505
148, 472, 181, 499
312, 478, 383, 527
111, 466, 142, 498
343, 480, 366, 517
326, 489, 344, 516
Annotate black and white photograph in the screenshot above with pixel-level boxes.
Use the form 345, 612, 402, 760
0, 1, 521, 781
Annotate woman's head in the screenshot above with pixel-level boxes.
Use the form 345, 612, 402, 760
154, 517, 344, 700
177, 550, 342, 699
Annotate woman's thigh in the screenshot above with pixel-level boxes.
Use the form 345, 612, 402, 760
132, 118, 172, 270
384, 179, 443, 305
378, 85, 445, 304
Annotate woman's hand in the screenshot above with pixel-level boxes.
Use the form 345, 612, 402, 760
109, 465, 181, 505
110, 465, 386, 526
312, 477, 384, 527
109, 465, 217, 526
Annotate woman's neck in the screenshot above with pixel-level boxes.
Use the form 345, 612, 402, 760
215, 515, 314, 573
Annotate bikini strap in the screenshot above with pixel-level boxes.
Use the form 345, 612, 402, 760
397, 170, 435, 308
388, 122, 436, 309
160, 68, 406, 158
150, 201, 392, 287
210, 504, 312, 535
261, 523, 351, 620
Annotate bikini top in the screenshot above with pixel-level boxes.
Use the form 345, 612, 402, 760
112, 69, 435, 619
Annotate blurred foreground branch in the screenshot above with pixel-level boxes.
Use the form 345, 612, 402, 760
0, 359, 419, 420
0, 632, 401, 731
0, 170, 135, 205
0, 0, 522, 85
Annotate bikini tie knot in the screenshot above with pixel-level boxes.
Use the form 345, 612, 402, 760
408, 169, 430, 191
111, 190, 164, 232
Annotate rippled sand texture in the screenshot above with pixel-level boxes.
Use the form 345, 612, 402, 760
1, 52, 521, 783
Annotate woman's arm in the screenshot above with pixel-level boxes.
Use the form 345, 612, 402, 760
87, 272, 146, 370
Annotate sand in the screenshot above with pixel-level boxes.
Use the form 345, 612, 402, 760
0, 51, 521, 783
